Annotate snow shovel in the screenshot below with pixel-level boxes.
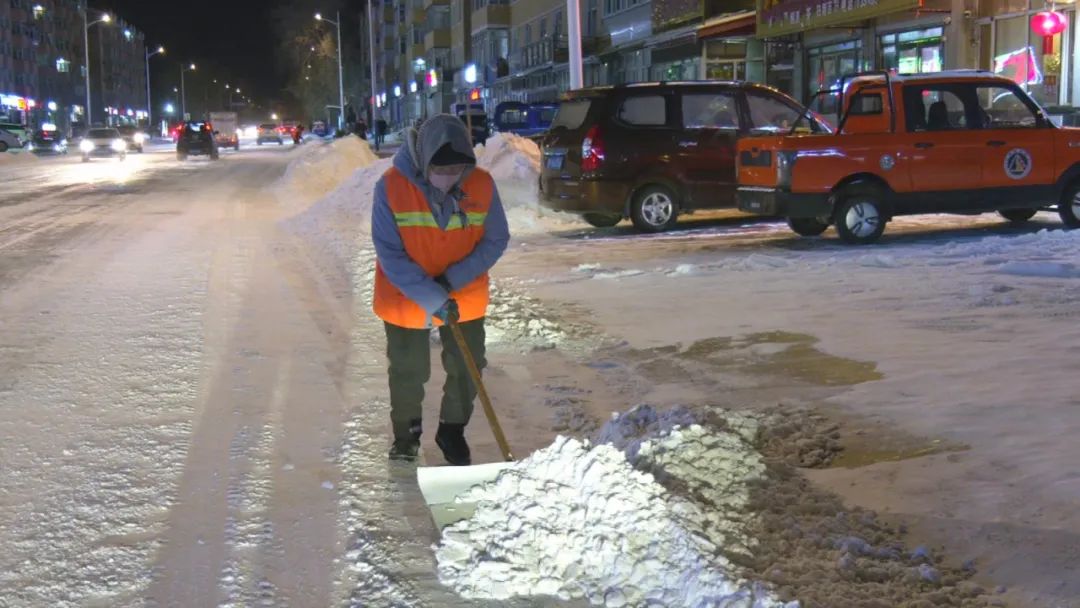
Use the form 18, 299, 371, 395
417, 319, 515, 530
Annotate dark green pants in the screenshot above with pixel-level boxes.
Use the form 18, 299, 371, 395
384, 318, 487, 441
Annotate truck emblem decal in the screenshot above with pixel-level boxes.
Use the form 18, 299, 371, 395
879, 155, 895, 171
1004, 148, 1032, 180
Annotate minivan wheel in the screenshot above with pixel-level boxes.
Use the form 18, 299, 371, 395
787, 216, 829, 237
834, 190, 886, 245
631, 186, 679, 232
1060, 182, 1080, 228
999, 208, 1037, 223
583, 213, 621, 228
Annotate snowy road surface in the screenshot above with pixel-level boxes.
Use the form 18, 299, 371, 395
2, 137, 1079, 607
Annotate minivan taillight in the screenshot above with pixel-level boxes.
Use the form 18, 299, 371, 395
581, 125, 604, 172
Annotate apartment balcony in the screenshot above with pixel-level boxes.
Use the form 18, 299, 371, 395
511, 35, 567, 74
471, 5, 510, 32
424, 28, 451, 50
423, 0, 448, 11
384, 35, 396, 51
411, 43, 426, 60
412, 8, 426, 23
383, 5, 394, 22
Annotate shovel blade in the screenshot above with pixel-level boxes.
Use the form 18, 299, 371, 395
417, 462, 513, 530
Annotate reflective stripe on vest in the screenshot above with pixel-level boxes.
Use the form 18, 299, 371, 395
393, 211, 489, 229
373, 167, 495, 329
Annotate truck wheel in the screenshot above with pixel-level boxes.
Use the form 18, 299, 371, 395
0, 142, 8, 152
999, 208, 1037, 223
834, 188, 886, 245
787, 216, 829, 237
583, 213, 621, 228
1060, 182, 1080, 228
630, 185, 679, 233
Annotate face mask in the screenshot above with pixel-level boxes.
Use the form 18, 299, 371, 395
428, 171, 463, 194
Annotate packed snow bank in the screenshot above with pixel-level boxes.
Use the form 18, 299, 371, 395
0, 151, 39, 164
474, 133, 574, 233
275, 136, 379, 211
436, 407, 790, 607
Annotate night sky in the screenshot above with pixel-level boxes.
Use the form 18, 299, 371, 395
96, 0, 283, 103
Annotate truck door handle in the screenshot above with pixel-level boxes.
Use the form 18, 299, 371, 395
914, 142, 934, 149
987, 140, 1006, 147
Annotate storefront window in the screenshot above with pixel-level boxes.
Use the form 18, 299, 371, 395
807, 41, 861, 95
705, 39, 747, 81
880, 27, 944, 74
992, 13, 1063, 106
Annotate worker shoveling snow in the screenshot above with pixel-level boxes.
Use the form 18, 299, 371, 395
435, 405, 795, 607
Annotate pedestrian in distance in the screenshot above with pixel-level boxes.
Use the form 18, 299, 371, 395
371, 114, 510, 464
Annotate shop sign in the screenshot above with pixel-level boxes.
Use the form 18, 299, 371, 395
758, 0, 918, 38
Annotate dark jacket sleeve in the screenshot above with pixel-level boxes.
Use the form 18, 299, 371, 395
443, 181, 511, 290
371, 178, 450, 315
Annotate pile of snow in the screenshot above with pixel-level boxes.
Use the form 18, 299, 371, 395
474, 133, 574, 233
0, 151, 39, 165
275, 136, 379, 211
436, 407, 790, 607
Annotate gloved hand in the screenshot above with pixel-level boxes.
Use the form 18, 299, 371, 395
434, 298, 459, 324
434, 274, 453, 293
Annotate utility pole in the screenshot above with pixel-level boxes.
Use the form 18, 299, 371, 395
567, 0, 583, 89
368, 0, 379, 125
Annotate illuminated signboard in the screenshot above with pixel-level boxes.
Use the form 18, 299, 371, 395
758, 0, 918, 38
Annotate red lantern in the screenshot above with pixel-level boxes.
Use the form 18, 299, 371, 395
1032, 10, 1067, 37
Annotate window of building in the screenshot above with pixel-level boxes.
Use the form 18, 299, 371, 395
617, 95, 667, 126
681, 92, 738, 129
586, 0, 597, 37
880, 27, 943, 74
56, 57, 69, 72
540, 17, 547, 39
525, 25, 531, 45
555, 10, 563, 36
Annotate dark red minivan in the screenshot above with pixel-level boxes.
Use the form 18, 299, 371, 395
539, 82, 829, 232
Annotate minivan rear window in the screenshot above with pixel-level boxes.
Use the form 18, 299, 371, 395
618, 95, 667, 126
550, 100, 592, 130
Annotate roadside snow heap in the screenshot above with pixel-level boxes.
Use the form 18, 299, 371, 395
275, 136, 380, 211
474, 132, 572, 232
436, 405, 796, 607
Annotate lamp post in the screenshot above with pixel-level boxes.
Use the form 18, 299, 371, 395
367, 0, 378, 130
179, 63, 195, 119
82, 8, 111, 127
145, 45, 164, 128
315, 11, 346, 131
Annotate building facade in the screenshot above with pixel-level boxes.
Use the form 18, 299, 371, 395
367, 0, 1080, 129
87, 15, 147, 127
1, 0, 86, 132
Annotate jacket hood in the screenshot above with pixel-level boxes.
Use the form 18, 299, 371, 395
393, 114, 476, 192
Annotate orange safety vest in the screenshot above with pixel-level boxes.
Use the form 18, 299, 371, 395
373, 167, 494, 329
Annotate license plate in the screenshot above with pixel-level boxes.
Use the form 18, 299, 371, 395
545, 155, 564, 170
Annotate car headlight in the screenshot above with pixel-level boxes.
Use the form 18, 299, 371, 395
134, 132, 146, 143
80, 139, 94, 152
111, 139, 126, 151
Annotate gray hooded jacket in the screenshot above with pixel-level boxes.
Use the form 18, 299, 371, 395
371, 114, 510, 318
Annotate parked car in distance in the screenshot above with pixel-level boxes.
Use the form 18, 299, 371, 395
176, 121, 219, 160
539, 81, 829, 232
0, 127, 24, 152
27, 127, 68, 155
115, 125, 146, 153
495, 101, 558, 139
256, 123, 283, 145
736, 70, 1080, 244
0, 122, 28, 147
79, 128, 127, 162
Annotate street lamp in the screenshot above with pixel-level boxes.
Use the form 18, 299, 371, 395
315, 10, 345, 130
82, 9, 112, 127
145, 45, 164, 127
180, 63, 195, 119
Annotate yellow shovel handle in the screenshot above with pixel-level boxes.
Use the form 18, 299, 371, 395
449, 321, 513, 462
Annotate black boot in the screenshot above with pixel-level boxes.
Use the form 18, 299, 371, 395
389, 419, 422, 462
435, 422, 471, 466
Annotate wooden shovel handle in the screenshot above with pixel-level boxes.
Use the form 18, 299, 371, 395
449, 321, 514, 462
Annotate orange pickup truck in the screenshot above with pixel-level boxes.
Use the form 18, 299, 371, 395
736, 70, 1080, 244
